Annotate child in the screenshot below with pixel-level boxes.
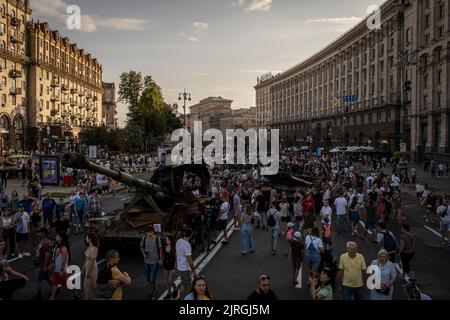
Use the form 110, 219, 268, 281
285, 222, 295, 256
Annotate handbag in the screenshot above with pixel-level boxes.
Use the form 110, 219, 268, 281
95, 283, 116, 299
376, 285, 391, 296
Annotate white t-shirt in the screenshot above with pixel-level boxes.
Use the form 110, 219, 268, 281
416, 184, 424, 193
438, 164, 444, 171
334, 197, 348, 215
176, 238, 192, 272
320, 206, 332, 224
323, 190, 331, 201
219, 201, 230, 220
305, 235, 324, 251
279, 203, 289, 218
357, 193, 364, 204
437, 205, 450, 221
366, 176, 374, 187
391, 176, 400, 187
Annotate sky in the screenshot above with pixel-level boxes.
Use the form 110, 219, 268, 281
30, 0, 386, 127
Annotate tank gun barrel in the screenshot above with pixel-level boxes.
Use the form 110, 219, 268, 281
61, 153, 163, 193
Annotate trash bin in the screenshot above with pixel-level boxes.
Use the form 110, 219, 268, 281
63, 175, 73, 187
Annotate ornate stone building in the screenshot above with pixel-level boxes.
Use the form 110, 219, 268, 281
255, 0, 450, 161
27, 21, 103, 149
0, 0, 31, 151
219, 107, 257, 136
188, 96, 233, 133
102, 82, 117, 128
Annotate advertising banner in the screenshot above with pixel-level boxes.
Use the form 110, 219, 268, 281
40, 155, 60, 186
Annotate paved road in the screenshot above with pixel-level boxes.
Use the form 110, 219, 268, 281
6, 185, 450, 300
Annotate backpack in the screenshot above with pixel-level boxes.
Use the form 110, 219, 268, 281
382, 231, 397, 252
95, 264, 115, 299
267, 209, 276, 227
141, 235, 161, 259
204, 207, 214, 227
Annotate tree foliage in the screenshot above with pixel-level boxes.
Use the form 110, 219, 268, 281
118, 71, 182, 152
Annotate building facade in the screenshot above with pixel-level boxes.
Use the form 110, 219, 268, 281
27, 22, 103, 150
102, 82, 117, 128
188, 96, 233, 132
0, 0, 103, 153
255, 0, 450, 161
219, 107, 257, 136
0, 0, 31, 151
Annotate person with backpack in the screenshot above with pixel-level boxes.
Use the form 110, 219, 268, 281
436, 197, 450, 246
96, 249, 132, 300
267, 201, 282, 255
255, 188, 268, 230
140, 224, 163, 299
398, 224, 415, 275
240, 204, 255, 256
305, 227, 324, 281
376, 222, 397, 262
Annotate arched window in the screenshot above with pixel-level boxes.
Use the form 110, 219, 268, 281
0, 115, 9, 129
11, 10, 16, 18
14, 116, 24, 130
0, 41, 5, 49
1, 5, 5, 14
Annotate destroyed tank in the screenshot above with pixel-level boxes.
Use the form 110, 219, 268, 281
61, 153, 210, 244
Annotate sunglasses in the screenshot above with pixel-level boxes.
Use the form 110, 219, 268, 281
259, 275, 270, 281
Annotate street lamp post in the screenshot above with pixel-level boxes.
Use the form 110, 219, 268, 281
178, 89, 191, 128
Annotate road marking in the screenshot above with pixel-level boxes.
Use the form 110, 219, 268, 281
358, 220, 373, 235
7, 256, 23, 263
157, 220, 235, 300
295, 265, 302, 289
423, 225, 442, 238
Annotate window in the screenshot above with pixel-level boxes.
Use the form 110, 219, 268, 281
0, 5, 5, 14
425, 34, 430, 45
406, 28, 412, 44
0, 41, 4, 50
424, 74, 428, 89
46, 101, 49, 110
439, 26, 443, 38
437, 70, 442, 85
425, 15, 430, 28
2, 77, 6, 86
439, 5, 444, 19
1, 94, 6, 104
0, 24, 5, 35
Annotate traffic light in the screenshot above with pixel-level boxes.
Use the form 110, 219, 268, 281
404, 80, 412, 92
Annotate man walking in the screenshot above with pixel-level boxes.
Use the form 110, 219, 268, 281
334, 192, 348, 234
140, 225, 163, 299
176, 228, 196, 299
337, 242, 367, 300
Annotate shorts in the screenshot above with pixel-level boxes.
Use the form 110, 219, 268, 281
16, 232, 29, 242
36, 268, 51, 282
269, 226, 280, 239
349, 211, 360, 223
51, 272, 68, 286
217, 219, 228, 231
440, 220, 450, 232
292, 257, 301, 270
281, 216, 290, 223
178, 270, 191, 286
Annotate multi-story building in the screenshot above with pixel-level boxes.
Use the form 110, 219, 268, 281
27, 22, 103, 149
102, 82, 117, 128
255, 0, 450, 162
0, 0, 31, 151
189, 96, 232, 133
219, 107, 257, 136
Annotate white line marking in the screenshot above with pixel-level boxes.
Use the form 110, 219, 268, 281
7, 256, 22, 263
423, 225, 442, 238
158, 220, 235, 300
295, 265, 302, 289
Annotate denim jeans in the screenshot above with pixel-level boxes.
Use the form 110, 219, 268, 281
144, 262, 159, 283
336, 214, 349, 234
240, 223, 254, 254
342, 286, 364, 300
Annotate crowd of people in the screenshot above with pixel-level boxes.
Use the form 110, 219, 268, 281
1, 149, 448, 301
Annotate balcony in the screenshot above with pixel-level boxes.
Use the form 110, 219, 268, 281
11, 17, 21, 27
93, 96, 98, 101
9, 69, 22, 78
50, 79, 60, 87
10, 35, 23, 44
85, 104, 92, 110
9, 87, 22, 95
50, 95, 60, 102
50, 109, 59, 116
78, 91, 85, 97
70, 101, 78, 107
79, 102, 87, 109
70, 88, 78, 94
61, 99, 68, 105
61, 84, 69, 91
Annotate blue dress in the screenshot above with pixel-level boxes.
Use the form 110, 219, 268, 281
370, 259, 397, 300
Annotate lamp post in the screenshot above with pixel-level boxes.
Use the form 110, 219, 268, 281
178, 89, 191, 128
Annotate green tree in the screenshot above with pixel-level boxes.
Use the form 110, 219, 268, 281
118, 71, 143, 125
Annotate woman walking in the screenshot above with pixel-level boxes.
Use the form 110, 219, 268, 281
391, 189, 403, 224
49, 232, 69, 300
240, 205, 255, 255
84, 232, 99, 300
162, 233, 177, 300
369, 249, 397, 300
184, 276, 213, 300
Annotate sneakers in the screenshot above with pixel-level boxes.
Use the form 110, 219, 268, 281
23, 252, 32, 257
18, 253, 23, 258
234, 228, 240, 231
293, 281, 299, 287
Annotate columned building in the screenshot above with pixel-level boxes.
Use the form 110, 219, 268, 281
102, 82, 117, 128
255, 0, 450, 161
0, 0, 31, 152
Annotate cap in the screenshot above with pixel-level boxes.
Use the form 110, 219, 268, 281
294, 231, 302, 239
287, 222, 295, 228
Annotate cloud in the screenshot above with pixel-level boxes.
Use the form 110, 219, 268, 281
192, 22, 209, 32
188, 36, 200, 42
245, 0, 272, 12
31, 0, 149, 32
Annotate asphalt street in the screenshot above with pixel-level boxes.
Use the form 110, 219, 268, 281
6, 186, 450, 300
